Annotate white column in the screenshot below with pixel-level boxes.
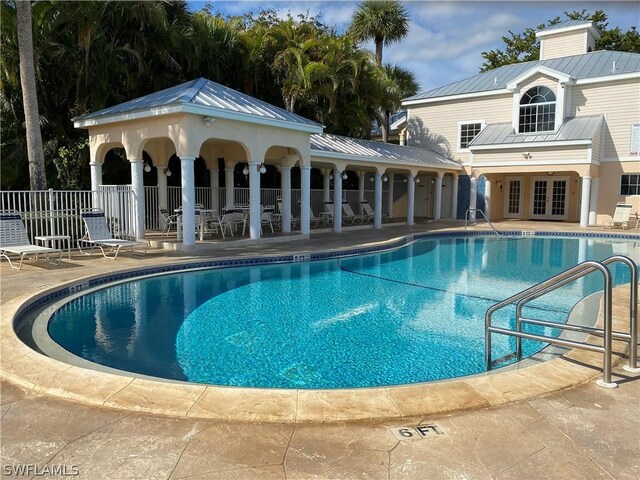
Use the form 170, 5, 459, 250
434, 172, 443, 220
358, 172, 365, 212
300, 165, 311, 235
387, 173, 395, 218
451, 174, 459, 220
209, 167, 219, 213
90, 161, 103, 190
224, 166, 235, 209
322, 169, 331, 202
130, 159, 145, 241
249, 162, 261, 239
580, 176, 591, 228
484, 176, 491, 221
90, 161, 103, 209
333, 169, 342, 233
588, 177, 599, 226
469, 177, 477, 222
157, 167, 168, 210
407, 174, 415, 226
180, 156, 196, 246
374, 173, 383, 229
281, 166, 292, 233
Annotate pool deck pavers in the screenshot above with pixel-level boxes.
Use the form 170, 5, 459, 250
1, 220, 639, 479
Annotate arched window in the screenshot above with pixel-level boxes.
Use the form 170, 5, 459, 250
519, 86, 556, 133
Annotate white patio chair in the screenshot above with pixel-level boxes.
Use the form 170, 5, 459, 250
159, 208, 179, 235
0, 210, 62, 270
78, 208, 148, 259
260, 205, 275, 234
603, 203, 634, 229
223, 208, 248, 236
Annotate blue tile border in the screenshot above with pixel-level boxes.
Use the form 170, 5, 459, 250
12, 229, 639, 328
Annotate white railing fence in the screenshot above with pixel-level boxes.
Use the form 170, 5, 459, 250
1, 186, 136, 244
3, 184, 403, 243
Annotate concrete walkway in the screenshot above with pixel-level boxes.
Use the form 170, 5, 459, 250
1, 220, 639, 479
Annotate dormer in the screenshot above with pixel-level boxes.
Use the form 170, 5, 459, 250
506, 66, 575, 133
536, 20, 601, 60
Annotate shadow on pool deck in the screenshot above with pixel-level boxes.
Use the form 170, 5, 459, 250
1, 220, 639, 478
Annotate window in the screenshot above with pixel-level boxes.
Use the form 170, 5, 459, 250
620, 174, 640, 195
519, 86, 556, 133
459, 122, 482, 149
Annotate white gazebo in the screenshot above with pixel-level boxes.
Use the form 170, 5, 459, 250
74, 78, 463, 247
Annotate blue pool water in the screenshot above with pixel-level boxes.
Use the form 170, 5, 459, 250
47, 235, 636, 388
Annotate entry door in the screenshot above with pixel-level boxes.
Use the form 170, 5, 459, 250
414, 176, 429, 217
530, 176, 569, 220
441, 175, 453, 218
503, 176, 523, 218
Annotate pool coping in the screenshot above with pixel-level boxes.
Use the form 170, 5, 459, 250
1, 230, 637, 423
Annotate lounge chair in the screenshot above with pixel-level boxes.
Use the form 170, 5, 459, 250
276, 200, 300, 229
603, 203, 636, 230
309, 207, 327, 227
0, 210, 62, 270
342, 202, 366, 224
78, 208, 148, 259
322, 201, 335, 224
361, 201, 389, 222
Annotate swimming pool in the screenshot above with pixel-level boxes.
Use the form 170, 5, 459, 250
42, 234, 636, 389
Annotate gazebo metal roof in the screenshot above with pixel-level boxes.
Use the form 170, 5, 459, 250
311, 133, 461, 170
73, 78, 323, 133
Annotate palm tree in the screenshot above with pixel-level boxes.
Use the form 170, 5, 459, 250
379, 64, 419, 141
348, 0, 409, 142
348, 0, 408, 66
16, 0, 46, 190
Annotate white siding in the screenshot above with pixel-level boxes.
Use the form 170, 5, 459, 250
518, 73, 559, 95
408, 94, 512, 164
541, 31, 586, 60
570, 79, 640, 159
473, 146, 588, 165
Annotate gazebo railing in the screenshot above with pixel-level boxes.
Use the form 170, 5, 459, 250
0, 187, 136, 244
2, 184, 400, 241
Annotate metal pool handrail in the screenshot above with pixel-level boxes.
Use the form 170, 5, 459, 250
485, 255, 639, 388
465, 208, 501, 238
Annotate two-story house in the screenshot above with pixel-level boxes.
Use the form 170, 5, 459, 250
403, 20, 640, 226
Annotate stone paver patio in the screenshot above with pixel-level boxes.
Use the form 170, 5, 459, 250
1, 220, 638, 479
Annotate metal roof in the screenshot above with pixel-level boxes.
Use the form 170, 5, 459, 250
73, 78, 323, 132
311, 133, 462, 170
537, 19, 594, 33
404, 50, 639, 102
469, 115, 603, 147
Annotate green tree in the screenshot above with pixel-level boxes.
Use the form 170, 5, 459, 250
348, 0, 409, 141
480, 10, 640, 72
16, 0, 46, 190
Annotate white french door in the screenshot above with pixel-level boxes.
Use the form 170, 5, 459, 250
530, 176, 569, 220
503, 176, 523, 218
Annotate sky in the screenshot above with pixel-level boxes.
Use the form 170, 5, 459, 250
188, 0, 639, 94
